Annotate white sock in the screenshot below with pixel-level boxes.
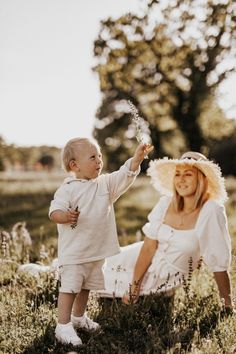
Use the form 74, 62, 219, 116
57, 322, 72, 327
72, 314, 84, 319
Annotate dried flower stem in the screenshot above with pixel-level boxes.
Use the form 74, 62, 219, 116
128, 100, 152, 159
71, 206, 79, 229
128, 100, 143, 143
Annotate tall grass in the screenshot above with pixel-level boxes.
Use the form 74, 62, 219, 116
1, 260, 236, 353
0, 173, 236, 353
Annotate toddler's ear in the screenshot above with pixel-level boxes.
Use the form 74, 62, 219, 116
69, 159, 78, 171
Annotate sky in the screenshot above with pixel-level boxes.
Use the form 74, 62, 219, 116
0, 0, 236, 148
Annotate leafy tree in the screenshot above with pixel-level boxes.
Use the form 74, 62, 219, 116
38, 154, 54, 170
0, 140, 61, 171
0, 136, 5, 171
93, 0, 236, 169
209, 130, 236, 175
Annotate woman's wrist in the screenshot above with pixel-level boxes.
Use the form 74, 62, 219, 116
224, 304, 234, 309
122, 280, 141, 304
221, 296, 234, 309
130, 281, 140, 297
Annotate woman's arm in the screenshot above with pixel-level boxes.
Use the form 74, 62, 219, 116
213, 271, 234, 309
197, 202, 233, 311
122, 236, 158, 304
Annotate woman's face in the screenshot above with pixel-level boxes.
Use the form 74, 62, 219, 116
174, 165, 198, 197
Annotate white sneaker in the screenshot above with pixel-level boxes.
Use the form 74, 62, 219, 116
71, 314, 100, 331
55, 322, 82, 346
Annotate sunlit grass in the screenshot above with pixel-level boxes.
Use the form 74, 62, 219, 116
0, 172, 236, 353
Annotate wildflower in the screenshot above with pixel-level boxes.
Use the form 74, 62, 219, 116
197, 256, 203, 270
11, 222, 32, 247
11, 222, 32, 263
70, 206, 79, 229
39, 244, 49, 263
0, 230, 11, 258
128, 100, 151, 145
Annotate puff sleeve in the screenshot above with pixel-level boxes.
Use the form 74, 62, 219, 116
142, 196, 171, 240
197, 200, 231, 272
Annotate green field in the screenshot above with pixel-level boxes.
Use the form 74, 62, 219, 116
1, 171, 236, 248
0, 171, 161, 256
0, 172, 236, 353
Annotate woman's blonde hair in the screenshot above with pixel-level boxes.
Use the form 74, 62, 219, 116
62, 137, 99, 172
172, 166, 209, 212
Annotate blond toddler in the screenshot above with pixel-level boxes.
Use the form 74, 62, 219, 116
49, 137, 152, 346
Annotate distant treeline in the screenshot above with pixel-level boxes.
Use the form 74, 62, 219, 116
1, 132, 236, 176
0, 136, 61, 172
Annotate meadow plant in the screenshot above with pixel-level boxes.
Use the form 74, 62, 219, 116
1, 222, 32, 286
128, 100, 151, 151
0, 176, 235, 353
10, 221, 32, 263
39, 244, 50, 264
1, 232, 235, 353
0, 230, 11, 259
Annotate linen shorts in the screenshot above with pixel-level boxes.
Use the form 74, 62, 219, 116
58, 259, 105, 293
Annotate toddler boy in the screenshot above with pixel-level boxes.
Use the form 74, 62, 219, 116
49, 137, 152, 346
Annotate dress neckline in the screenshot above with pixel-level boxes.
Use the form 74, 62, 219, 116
161, 197, 209, 232
161, 223, 195, 232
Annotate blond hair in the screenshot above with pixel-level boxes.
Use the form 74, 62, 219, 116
172, 167, 209, 212
62, 137, 99, 172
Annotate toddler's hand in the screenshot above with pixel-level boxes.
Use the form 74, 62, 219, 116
143, 143, 154, 157
134, 143, 154, 162
130, 143, 154, 172
67, 207, 80, 229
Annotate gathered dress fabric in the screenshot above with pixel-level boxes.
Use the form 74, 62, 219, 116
98, 196, 231, 297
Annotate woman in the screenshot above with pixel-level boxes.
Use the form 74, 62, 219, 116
98, 151, 234, 310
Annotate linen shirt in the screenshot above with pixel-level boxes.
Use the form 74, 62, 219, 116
49, 158, 140, 266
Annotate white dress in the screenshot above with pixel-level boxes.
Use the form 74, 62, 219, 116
98, 196, 231, 297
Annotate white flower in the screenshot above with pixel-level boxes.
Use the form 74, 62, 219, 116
128, 100, 151, 144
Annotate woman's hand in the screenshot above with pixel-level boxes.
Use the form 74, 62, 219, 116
220, 305, 236, 318
214, 271, 233, 308
122, 281, 141, 305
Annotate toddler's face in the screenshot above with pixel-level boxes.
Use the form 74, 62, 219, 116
74, 142, 103, 180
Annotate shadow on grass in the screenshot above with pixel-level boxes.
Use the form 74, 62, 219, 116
94, 293, 176, 353
21, 322, 109, 354
21, 293, 223, 354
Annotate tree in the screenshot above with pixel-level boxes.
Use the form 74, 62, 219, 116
0, 136, 5, 171
38, 154, 54, 171
0, 141, 61, 171
93, 0, 236, 169
209, 130, 236, 175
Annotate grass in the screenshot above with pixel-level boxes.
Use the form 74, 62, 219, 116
0, 171, 236, 353
0, 172, 159, 254
1, 264, 236, 353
